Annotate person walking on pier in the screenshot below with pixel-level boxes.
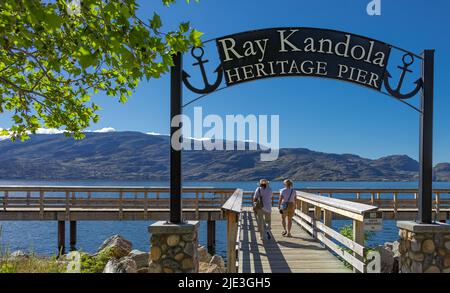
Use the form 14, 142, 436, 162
253, 179, 273, 241
279, 179, 296, 237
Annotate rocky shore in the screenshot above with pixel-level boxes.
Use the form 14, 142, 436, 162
2, 234, 226, 273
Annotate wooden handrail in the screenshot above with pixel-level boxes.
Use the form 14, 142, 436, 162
294, 191, 379, 273
221, 189, 243, 273
0, 186, 238, 222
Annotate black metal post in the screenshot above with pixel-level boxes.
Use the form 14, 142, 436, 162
418, 50, 435, 224
170, 53, 183, 224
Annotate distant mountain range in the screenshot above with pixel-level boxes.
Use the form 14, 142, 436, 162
0, 131, 449, 182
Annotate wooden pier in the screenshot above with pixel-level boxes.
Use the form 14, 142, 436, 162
238, 208, 351, 273
1, 185, 449, 271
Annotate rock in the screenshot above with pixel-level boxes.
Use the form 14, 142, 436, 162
161, 258, 180, 271
198, 246, 212, 263
174, 252, 185, 262
128, 250, 149, 269
410, 238, 421, 252
392, 241, 401, 258
150, 246, 162, 262
443, 268, 450, 273
209, 255, 225, 268
400, 263, 411, 273
444, 254, 450, 267
444, 241, 450, 251
167, 234, 180, 247
183, 242, 195, 256
399, 229, 407, 239
137, 267, 149, 273
411, 261, 423, 273
376, 245, 394, 273
148, 261, 162, 273
9, 250, 28, 259
103, 257, 137, 273
98, 235, 132, 259
163, 267, 174, 273
181, 257, 194, 270
424, 265, 441, 273
199, 262, 226, 273
434, 234, 444, 248
412, 252, 425, 262
438, 248, 447, 257
182, 233, 195, 242
422, 239, 435, 254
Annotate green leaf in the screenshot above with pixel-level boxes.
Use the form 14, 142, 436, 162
189, 29, 203, 47
150, 13, 162, 31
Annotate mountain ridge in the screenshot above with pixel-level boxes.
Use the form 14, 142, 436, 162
0, 131, 448, 182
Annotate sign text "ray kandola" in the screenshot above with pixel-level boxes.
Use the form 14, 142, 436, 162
216, 28, 391, 91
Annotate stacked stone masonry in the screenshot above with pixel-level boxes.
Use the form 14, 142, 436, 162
398, 221, 450, 273
148, 221, 199, 273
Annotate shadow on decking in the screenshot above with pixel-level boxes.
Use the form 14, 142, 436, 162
240, 211, 291, 273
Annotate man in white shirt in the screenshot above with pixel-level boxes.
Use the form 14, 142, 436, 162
253, 179, 273, 240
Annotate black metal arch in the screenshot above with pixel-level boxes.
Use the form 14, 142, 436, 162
168, 27, 435, 225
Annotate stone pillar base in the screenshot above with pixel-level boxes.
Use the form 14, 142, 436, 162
148, 221, 199, 273
397, 221, 450, 273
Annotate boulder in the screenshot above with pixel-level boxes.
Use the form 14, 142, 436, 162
97, 235, 132, 259
9, 250, 29, 260
128, 249, 149, 269
392, 241, 400, 255
148, 261, 162, 273
376, 245, 395, 273
209, 255, 225, 268
199, 262, 226, 273
103, 257, 137, 273
198, 246, 212, 263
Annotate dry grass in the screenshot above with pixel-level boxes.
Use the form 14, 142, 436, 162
0, 255, 66, 273
0, 225, 65, 273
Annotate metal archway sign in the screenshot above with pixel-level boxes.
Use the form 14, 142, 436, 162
169, 27, 435, 225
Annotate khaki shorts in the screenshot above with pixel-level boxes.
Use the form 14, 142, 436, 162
282, 202, 295, 218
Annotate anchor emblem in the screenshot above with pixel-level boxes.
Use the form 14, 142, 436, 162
384, 53, 423, 100
182, 47, 223, 94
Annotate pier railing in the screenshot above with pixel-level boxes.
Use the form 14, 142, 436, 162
221, 189, 244, 273
242, 188, 450, 221
294, 191, 378, 273
0, 186, 236, 221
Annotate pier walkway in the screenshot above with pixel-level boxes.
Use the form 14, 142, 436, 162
239, 208, 350, 273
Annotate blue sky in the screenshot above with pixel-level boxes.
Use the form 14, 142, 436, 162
2, 0, 450, 163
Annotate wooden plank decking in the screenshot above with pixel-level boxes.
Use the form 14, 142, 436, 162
239, 208, 351, 273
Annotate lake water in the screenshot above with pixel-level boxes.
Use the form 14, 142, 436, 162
1, 180, 450, 258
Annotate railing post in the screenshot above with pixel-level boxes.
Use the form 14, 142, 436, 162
300, 200, 309, 215
65, 191, 70, 220
39, 191, 44, 220
26, 191, 31, 206
313, 206, 321, 239
371, 193, 375, 205
3, 191, 8, 211
393, 192, 398, 218
226, 211, 238, 273
144, 191, 148, 220
323, 210, 333, 239
119, 191, 123, 220
195, 192, 199, 219
352, 220, 364, 273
